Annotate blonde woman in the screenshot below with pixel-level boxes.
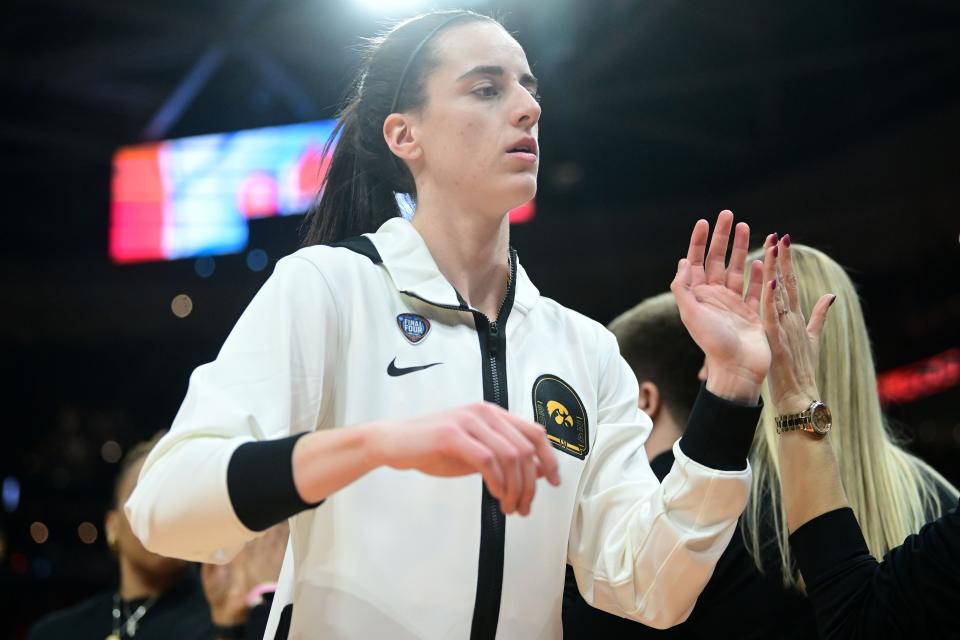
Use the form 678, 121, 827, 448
568, 240, 957, 640
761, 233, 960, 638
741, 239, 958, 589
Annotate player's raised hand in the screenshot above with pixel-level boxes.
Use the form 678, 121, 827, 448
671, 210, 769, 404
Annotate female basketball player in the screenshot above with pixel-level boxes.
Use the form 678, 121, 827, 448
127, 11, 770, 638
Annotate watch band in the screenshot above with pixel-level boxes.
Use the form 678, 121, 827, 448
775, 413, 814, 434
776, 399, 830, 437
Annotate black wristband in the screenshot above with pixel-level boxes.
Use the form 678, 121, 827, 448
227, 432, 324, 532
678, 383, 762, 471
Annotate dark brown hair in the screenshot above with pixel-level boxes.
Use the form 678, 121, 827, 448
607, 292, 703, 427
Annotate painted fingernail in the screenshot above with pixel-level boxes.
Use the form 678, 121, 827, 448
773, 245, 779, 258
783, 234, 791, 247
829, 294, 837, 306
770, 279, 777, 290
772, 232, 779, 244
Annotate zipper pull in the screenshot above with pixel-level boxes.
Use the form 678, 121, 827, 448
488, 322, 499, 356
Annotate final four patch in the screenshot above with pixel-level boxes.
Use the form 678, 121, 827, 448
396, 313, 431, 344
532, 374, 589, 459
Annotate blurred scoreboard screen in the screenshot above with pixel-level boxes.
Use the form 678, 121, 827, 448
110, 120, 535, 264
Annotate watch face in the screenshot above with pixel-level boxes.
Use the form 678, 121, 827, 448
812, 403, 832, 435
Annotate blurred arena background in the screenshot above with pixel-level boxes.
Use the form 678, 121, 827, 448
2, 0, 959, 636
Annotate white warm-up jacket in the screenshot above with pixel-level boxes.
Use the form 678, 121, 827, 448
126, 217, 760, 639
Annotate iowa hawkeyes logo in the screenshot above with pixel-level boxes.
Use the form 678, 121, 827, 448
533, 375, 589, 460
546, 400, 574, 428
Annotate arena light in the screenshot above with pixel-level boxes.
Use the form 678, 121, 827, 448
2, 477, 19, 512
352, 0, 431, 13
877, 348, 960, 405
351, 0, 489, 15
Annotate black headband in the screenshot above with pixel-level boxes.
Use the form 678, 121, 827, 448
389, 14, 472, 115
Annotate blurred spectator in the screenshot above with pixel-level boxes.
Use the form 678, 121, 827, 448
29, 432, 215, 640
202, 522, 288, 640
605, 291, 703, 467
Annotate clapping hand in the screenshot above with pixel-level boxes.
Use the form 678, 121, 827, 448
759, 234, 835, 415
672, 210, 768, 404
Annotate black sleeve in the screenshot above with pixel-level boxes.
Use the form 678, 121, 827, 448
227, 433, 323, 531
790, 499, 960, 639
677, 383, 761, 471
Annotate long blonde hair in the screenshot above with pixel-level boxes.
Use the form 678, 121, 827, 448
743, 244, 957, 590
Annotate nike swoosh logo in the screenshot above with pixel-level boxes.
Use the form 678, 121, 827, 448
387, 357, 443, 377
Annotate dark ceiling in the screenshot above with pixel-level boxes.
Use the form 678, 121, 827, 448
3, 0, 959, 337
2, 0, 959, 635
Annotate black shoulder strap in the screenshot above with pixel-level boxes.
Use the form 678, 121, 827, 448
328, 236, 382, 264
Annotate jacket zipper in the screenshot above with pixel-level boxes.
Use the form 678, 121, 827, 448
402, 250, 517, 640
487, 247, 515, 407
488, 322, 501, 404
468, 250, 516, 640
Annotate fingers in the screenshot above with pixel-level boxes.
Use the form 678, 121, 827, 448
671, 257, 703, 336
725, 221, 750, 293
760, 237, 781, 346
704, 210, 734, 285
502, 411, 560, 488
517, 452, 537, 516
433, 403, 563, 516
685, 219, 709, 286
759, 233, 777, 311
486, 411, 539, 516
745, 259, 763, 315
463, 414, 524, 513
807, 293, 836, 346
761, 276, 781, 350
449, 427, 507, 501
773, 254, 790, 318
778, 234, 801, 313
499, 408, 564, 516
671, 257, 696, 316
464, 404, 561, 515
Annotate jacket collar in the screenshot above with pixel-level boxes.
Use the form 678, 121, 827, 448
366, 217, 539, 315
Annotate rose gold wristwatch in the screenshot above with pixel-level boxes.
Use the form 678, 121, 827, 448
775, 400, 832, 437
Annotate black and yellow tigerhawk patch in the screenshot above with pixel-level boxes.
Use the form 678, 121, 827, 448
532, 374, 589, 459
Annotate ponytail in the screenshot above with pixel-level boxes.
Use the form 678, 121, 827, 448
300, 102, 403, 246
300, 10, 496, 247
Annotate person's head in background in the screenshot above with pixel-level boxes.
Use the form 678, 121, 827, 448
607, 291, 704, 461
742, 242, 958, 589
104, 432, 189, 600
